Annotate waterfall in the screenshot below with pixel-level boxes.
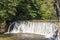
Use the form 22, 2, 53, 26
5, 21, 58, 39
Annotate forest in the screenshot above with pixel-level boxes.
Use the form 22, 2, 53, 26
0, 0, 58, 23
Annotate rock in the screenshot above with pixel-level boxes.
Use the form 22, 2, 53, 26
0, 22, 6, 33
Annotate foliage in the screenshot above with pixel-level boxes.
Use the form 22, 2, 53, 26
40, 0, 57, 20
0, 0, 58, 23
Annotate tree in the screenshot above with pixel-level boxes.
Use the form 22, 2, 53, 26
54, 0, 60, 20
15, 0, 57, 20
15, 0, 41, 20
40, 0, 57, 20
0, 0, 16, 23
0, 0, 57, 22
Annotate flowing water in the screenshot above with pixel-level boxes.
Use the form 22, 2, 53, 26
5, 21, 58, 40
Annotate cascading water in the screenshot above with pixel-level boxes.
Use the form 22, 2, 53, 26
5, 21, 58, 40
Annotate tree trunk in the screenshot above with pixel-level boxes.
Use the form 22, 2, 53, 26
54, 0, 60, 20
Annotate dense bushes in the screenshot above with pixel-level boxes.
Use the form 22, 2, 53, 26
0, 0, 57, 23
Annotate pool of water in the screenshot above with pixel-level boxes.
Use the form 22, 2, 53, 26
0, 33, 49, 40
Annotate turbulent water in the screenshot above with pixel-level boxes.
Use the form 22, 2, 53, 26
5, 21, 58, 40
